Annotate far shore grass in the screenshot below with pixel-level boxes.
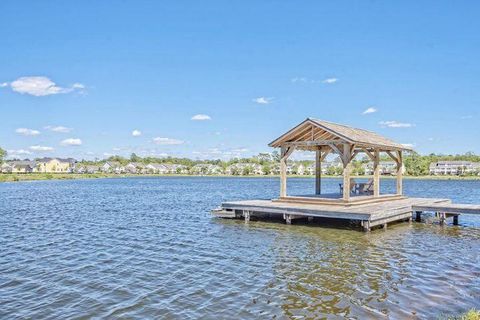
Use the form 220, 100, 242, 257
1, 172, 480, 183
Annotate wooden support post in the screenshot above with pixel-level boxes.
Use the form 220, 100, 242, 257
383, 223, 388, 229
373, 149, 380, 197
244, 210, 250, 223
362, 220, 371, 232
415, 211, 422, 222
315, 150, 321, 195
280, 146, 294, 198
439, 212, 446, 225
284, 214, 292, 225
453, 215, 459, 225
280, 147, 287, 198
308, 216, 314, 222
342, 144, 352, 202
396, 150, 403, 195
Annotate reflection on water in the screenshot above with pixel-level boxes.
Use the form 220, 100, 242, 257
0, 177, 479, 319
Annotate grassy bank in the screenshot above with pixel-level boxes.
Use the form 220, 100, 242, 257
446, 309, 480, 320
1, 173, 480, 183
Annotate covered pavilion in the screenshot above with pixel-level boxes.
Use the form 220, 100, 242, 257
268, 118, 413, 204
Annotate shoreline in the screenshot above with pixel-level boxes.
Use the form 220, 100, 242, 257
1, 173, 480, 183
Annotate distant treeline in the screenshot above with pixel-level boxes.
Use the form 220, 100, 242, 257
81, 151, 480, 176
2, 146, 480, 176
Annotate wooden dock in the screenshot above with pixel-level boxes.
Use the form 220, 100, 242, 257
212, 197, 480, 231
212, 118, 480, 232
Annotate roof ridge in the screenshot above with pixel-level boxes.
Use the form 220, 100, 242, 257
308, 117, 386, 137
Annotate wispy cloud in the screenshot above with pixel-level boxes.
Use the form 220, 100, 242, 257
379, 121, 414, 128
152, 137, 184, 145
322, 78, 338, 84
291, 76, 339, 85
132, 129, 142, 137
30, 145, 54, 152
0, 82, 8, 87
7, 149, 32, 156
362, 107, 377, 115
191, 114, 211, 121
44, 125, 72, 133
460, 115, 473, 119
253, 97, 274, 105
60, 138, 82, 146
2, 76, 85, 96
291, 77, 311, 83
15, 128, 40, 136
232, 148, 249, 153
401, 143, 415, 148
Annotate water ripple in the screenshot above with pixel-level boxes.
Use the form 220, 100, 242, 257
0, 177, 479, 319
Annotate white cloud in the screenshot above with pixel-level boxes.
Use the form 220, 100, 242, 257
44, 125, 72, 133
60, 138, 82, 146
232, 148, 249, 153
379, 121, 414, 128
152, 137, 184, 145
253, 97, 274, 104
191, 114, 211, 121
7, 149, 32, 156
132, 129, 142, 137
362, 107, 377, 115
15, 128, 40, 136
30, 145, 54, 152
291, 77, 309, 83
428, 137, 434, 141
0, 82, 8, 87
401, 143, 415, 148
322, 78, 338, 84
5, 76, 85, 96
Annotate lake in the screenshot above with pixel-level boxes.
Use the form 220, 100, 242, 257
1, 177, 479, 319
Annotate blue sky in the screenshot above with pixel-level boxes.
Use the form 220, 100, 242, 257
1, 1, 479, 160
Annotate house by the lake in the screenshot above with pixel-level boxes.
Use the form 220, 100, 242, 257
429, 161, 480, 175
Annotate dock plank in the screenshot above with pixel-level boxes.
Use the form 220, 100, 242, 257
412, 203, 480, 215
218, 197, 452, 229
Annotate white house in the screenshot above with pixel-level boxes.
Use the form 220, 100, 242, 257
429, 161, 480, 175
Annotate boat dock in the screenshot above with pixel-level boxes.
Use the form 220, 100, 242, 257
213, 197, 480, 231
212, 118, 480, 231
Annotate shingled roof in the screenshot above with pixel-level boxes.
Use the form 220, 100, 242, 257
269, 118, 412, 151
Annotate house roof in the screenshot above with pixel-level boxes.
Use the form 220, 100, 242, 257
36, 157, 76, 164
10, 160, 36, 167
269, 118, 412, 151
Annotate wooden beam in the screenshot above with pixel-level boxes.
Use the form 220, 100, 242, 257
386, 151, 400, 164
342, 144, 352, 201
373, 149, 380, 197
283, 140, 342, 147
320, 149, 331, 162
280, 146, 295, 197
396, 150, 403, 195
329, 143, 344, 160
315, 150, 321, 195
361, 148, 375, 162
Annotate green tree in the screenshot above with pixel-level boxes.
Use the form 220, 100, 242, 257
0, 147, 6, 163
242, 166, 252, 176
262, 164, 271, 175
130, 153, 141, 162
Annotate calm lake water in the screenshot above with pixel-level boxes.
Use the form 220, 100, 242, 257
1, 177, 479, 319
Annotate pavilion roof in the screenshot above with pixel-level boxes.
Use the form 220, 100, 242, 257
268, 118, 413, 151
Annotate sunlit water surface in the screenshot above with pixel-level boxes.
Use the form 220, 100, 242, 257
1, 177, 479, 319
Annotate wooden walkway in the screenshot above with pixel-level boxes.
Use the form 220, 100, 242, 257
412, 203, 480, 225
213, 197, 454, 231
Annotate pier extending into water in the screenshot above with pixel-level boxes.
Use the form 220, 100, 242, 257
213, 197, 480, 231
212, 118, 480, 231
